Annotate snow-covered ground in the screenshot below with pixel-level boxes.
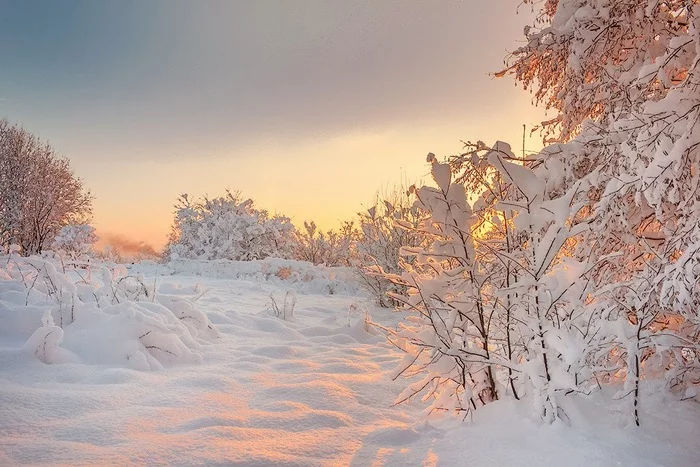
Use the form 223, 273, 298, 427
1, 258, 698, 466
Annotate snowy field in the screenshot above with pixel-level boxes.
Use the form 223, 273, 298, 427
1, 258, 698, 466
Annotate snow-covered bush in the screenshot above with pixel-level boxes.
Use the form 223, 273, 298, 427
385, 146, 592, 421
291, 193, 427, 307
292, 220, 359, 266
356, 186, 426, 307
166, 191, 295, 261
0, 255, 219, 370
51, 224, 98, 259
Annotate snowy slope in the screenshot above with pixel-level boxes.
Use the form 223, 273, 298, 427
0, 259, 698, 466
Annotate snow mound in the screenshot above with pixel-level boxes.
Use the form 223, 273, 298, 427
0, 255, 218, 370
1, 260, 698, 465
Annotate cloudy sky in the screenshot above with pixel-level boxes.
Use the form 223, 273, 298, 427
0, 0, 545, 248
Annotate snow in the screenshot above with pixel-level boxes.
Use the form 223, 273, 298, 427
1, 258, 698, 465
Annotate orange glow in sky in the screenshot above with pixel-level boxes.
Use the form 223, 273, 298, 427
81, 115, 543, 250
1, 1, 546, 250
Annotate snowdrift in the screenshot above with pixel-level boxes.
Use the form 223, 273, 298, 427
1, 254, 699, 465
0, 255, 219, 370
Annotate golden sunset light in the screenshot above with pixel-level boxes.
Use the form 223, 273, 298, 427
2, 1, 698, 465
85, 116, 543, 249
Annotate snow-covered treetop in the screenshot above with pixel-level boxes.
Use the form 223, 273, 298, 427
507, 0, 698, 142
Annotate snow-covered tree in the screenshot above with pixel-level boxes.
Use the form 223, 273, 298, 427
386, 156, 499, 415
502, 0, 700, 424
166, 191, 295, 261
0, 119, 93, 255
387, 0, 700, 425
386, 144, 594, 421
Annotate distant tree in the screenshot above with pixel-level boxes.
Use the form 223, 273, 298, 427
0, 119, 93, 255
94, 235, 161, 264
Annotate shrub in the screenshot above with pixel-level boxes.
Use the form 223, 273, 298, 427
166, 191, 294, 261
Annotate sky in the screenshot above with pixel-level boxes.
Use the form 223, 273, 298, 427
0, 0, 546, 249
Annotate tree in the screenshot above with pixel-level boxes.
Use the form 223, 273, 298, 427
0, 119, 93, 255
386, 0, 700, 425
503, 0, 700, 424
386, 145, 593, 421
